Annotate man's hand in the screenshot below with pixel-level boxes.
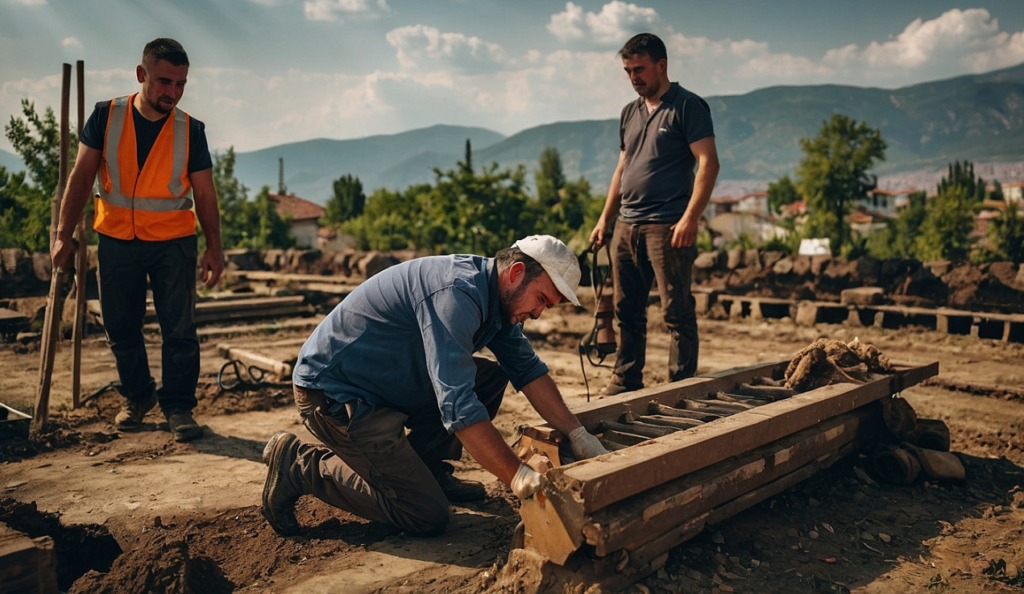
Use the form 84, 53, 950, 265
670, 213, 700, 248
569, 426, 609, 459
198, 248, 224, 288
50, 235, 77, 271
589, 217, 609, 248
510, 463, 545, 499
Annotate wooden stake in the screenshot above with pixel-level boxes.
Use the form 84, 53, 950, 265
71, 59, 86, 409
33, 63, 72, 433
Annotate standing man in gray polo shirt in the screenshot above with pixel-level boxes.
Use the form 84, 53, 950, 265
589, 32, 720, 395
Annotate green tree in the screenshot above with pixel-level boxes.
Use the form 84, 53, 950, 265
322, 173, 365, 227
866, 191, 927, 259
987, 205, 1024, 263
796, 114, 886, 253
343, 186, 422, 251
241, 186, 295, 250
211, 147, 250, 249
535, 146, 565, 208
767, 175, 800, 214
915, 186, 974, 262
938, 161, 986, 203
2, 100, 78, 250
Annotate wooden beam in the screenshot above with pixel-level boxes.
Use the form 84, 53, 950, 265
621, 440, 858, 575
583, 407, 873, 555
569, 360, 788, 432
544, 361, 936, 517
216, 343, 293, 379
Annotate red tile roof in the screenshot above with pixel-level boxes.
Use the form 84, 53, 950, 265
268, 193, 325, 223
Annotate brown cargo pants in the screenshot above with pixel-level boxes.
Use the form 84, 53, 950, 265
289, 357, 507, 536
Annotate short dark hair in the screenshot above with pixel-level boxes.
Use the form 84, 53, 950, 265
143, 38, 189, 69
619, 32, 667, 63
494, 247, 546, 285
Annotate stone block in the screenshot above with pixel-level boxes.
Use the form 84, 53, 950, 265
727, 247, 744, 270
840, 287, 885, 306
773, 257, 794, 275
794, 302, 819, 326
694, 251, 719, 270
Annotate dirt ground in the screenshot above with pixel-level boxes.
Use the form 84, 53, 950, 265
1, 299, 1023, 594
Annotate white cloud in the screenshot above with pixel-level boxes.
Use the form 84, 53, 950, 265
548, 1, 658, 45
304, 0, 389, 23
821, 8, 1024, 80
61, 37, 82, 48
5, 0, 46, 5
547, 2, 585, 42
386, 25, 508, 72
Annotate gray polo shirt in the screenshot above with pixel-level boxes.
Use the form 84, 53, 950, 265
618, 82, 714, 224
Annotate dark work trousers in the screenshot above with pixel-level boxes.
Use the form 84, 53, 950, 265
290, 357, 508, 535
97, 234, 200, 414
610, 222, 699, 389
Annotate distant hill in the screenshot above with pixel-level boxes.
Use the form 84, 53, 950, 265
232, 124, 505, 203
0, 148, 23, 173
234, 62, 1024, 203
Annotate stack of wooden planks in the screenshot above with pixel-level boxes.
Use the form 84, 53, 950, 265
512, 359, 938, 591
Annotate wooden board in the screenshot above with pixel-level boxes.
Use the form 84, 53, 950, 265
552, 362, 935, 516
582, 407, 874, 555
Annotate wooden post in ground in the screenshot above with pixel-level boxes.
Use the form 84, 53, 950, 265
71, 59, 86, 409
32, 63, 72, 433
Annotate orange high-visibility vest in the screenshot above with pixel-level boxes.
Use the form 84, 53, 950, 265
93, 93, 196, 241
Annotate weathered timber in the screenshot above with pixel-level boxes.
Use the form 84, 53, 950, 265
599, 439, 628, 451
647, 402, 722, 422
216, 343, 293, 379
582, 408, 873, 555
0, 522, 58, 594
732, 383, 795, 400
565, 360, 788, 432
544, 361, 937, 517
635, 415, 704, 430
715, 392, 773, 406
601, 430, 649, 446
682, 398, 753, 413
600, 420, 678, 438
621, 440, 857, 575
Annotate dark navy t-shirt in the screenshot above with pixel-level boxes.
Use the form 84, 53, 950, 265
618, 82, 715, 224
80, 100, 213, 173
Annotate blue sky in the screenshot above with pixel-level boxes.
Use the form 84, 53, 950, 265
2, 0, 1023, 154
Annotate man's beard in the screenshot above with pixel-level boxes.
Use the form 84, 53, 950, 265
499, 281, 529, 323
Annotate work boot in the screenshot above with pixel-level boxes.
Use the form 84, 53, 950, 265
434, 471, 487, 502
602, 382, 642, 397
166, 410, 204, 443
262, 432, 303, 535
114, 393, 158, 431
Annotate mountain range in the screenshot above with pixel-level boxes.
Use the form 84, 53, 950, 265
4, 62, 1023, 203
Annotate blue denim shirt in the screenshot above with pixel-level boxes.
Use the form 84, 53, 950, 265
293, 255, 548, 433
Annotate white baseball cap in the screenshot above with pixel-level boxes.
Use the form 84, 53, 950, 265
512, 235, 581, 307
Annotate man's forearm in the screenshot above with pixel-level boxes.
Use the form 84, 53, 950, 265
521, 374, 583, 437
455, 420, 524, 485
681, 160, 718, 222
193, 193, 222, 251
56, 173, 94, 239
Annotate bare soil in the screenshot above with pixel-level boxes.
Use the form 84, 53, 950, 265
1, 301, 1023, 594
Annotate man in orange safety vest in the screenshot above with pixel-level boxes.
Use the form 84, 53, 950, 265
51, 38, 223, 442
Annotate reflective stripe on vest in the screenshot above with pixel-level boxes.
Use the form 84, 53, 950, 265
95, 94, 195, 240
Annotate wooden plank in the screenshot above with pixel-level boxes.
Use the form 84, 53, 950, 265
602, 430, 649, 446
216, 343, 293, 378
647, 402, 722, 422
600, 420, 678, 438
583, 408, 871, 555
636, 415, 705, 430
622, 440, 857, 574
568, 360, 788, 431
0, 523, 58, 594
545, 361, 936, 517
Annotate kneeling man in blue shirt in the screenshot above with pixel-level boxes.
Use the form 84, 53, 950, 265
262, 235, 607, 536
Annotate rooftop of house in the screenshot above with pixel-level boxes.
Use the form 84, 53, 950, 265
268, 193, 325, 223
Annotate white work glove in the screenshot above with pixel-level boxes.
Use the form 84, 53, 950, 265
510, 463, 543, 499
569, 426, 609, 459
